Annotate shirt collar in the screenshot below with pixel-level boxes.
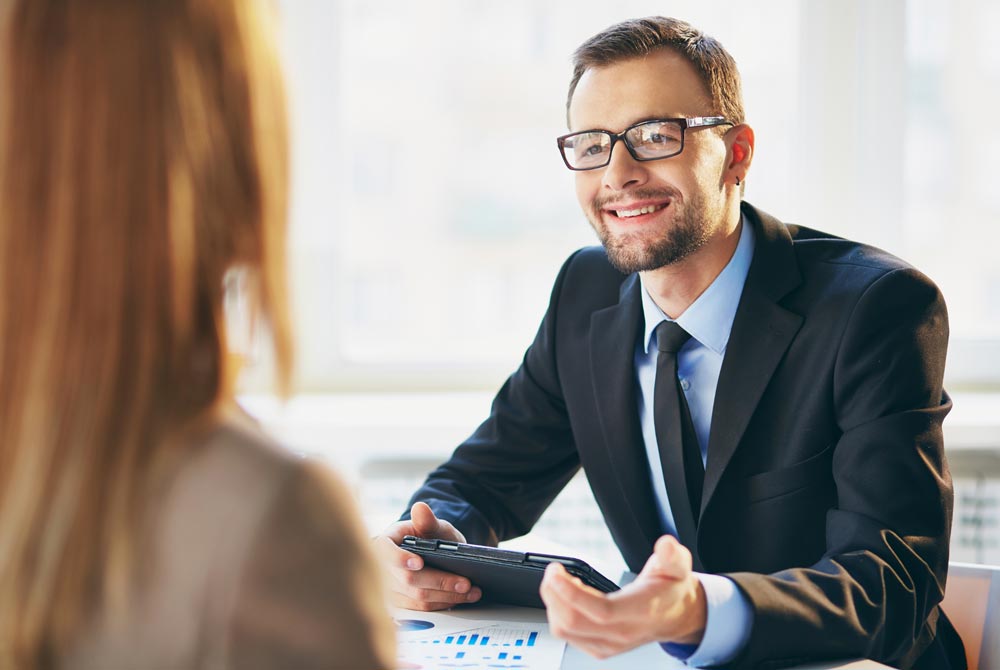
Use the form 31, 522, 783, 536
640, 213, 756, 355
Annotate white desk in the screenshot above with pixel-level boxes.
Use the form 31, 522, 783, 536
393, 541, 896, 670
396, 603, 895, 670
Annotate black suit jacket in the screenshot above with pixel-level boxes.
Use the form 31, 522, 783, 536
407, 203, 963, 670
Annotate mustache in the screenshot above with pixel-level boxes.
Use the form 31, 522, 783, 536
593, 187, 682, 210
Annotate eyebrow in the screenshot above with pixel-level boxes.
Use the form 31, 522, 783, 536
569, 116, 684, 134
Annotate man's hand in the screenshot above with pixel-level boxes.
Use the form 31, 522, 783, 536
540, 535, 707, 659
373, 502, 483, 611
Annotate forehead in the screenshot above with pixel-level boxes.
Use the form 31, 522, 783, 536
568, 49, 714, 132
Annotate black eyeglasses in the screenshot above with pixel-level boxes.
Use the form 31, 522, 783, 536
556, 116, 733, 171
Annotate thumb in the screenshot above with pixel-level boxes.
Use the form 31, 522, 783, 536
642, 535, 692, 581
410, 502, 442, 537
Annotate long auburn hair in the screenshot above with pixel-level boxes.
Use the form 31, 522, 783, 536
0, 0, 292, 663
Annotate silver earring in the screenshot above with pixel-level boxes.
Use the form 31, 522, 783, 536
735, 176, 741, 186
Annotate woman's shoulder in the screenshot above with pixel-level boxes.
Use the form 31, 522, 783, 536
188, 413, 396, 669
159, 409, 363, 588
62, 411, 391, 669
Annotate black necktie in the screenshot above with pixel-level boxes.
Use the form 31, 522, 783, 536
653, 321, 705, 540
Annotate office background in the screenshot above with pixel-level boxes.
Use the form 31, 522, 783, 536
239, 0, 1000, 574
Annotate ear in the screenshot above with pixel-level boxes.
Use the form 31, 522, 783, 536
726, 124, 754, 187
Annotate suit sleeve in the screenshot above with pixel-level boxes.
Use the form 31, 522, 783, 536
726, 267, 954, 670
402, 252, 585, 546
225, 462, 397, 670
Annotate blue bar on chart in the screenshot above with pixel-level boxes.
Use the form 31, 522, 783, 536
429, 627, 544, 652
399, 627, 554, 670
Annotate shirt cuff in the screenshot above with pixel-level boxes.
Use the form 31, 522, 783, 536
659, 573, 752, 667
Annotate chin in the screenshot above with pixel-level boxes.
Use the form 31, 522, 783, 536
601, 228, 705, 274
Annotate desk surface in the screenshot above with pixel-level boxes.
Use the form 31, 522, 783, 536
396, 604, 895, 670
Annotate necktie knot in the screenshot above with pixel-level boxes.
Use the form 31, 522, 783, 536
655, 320, 691, 355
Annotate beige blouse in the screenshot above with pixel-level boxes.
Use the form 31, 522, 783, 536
60, 417, 396, 670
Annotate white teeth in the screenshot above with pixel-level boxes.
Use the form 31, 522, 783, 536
615, 203, 666, 218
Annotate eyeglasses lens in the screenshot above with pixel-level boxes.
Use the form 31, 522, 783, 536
628, 121, 683, 160
561, 120, 685, 170
563, 132, 611, 170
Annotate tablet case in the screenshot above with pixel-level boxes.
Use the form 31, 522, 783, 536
399, 536, 620, 609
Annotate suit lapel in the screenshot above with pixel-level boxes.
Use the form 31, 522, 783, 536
701, 205, 804, 512
589, 275, 661, 561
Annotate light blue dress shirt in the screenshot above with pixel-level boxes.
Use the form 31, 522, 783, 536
635, 216, 755, 667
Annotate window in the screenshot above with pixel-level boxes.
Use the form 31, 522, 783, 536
263, 0, 999, 393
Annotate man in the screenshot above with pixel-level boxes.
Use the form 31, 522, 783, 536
374, 17, 964, 670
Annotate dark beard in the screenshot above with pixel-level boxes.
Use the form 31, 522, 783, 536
590, 189, 712, 274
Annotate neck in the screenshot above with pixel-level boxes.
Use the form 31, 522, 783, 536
640, 209, 743, 319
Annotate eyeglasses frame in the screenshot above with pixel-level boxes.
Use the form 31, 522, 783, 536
556, 116, 734, 171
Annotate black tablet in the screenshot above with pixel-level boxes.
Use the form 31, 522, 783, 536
399, 536, 620, 609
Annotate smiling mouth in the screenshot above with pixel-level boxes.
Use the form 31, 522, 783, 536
608, 202, 669, 219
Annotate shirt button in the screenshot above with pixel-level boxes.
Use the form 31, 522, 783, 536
680, 379, 691, 391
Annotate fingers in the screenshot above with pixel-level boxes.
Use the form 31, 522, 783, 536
645, 535, 692, 581
372, 534, 481, 610
379, 517, 420, 546
388, 563, 482, 610
374, 505, 479, 610
542, 554, 702, 656
541, 564, 630, 659
375, 504, 450, 549
409, 502, 439, 536
371, 507, 465, 572
540, 563, 612, 624
409, 502, 467, 543
373, 534, 421, 570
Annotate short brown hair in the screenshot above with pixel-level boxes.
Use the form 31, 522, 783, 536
567, 16, 744, 126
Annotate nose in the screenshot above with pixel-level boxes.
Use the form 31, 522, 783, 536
601, 140, 648, 192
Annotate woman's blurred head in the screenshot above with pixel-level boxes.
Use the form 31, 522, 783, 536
0, 0, 292, 662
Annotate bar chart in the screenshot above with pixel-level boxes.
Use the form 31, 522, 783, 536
397, 623, 562, 669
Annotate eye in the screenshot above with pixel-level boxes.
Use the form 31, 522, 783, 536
634, 122, 682, 146
567, 132, 609, 163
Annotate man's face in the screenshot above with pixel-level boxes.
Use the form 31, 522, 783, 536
568, 49, 731, 274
